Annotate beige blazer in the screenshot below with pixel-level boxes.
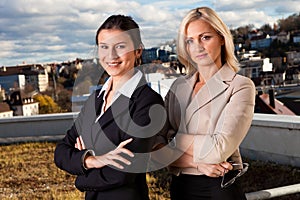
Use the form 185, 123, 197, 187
164, 64, 256, 175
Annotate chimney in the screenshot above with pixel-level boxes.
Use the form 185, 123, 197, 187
269, 88, 275, 108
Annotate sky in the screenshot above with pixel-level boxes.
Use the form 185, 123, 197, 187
0, 0, 299, 67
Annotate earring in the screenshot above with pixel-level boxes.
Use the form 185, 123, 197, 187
135, 57, 142, 66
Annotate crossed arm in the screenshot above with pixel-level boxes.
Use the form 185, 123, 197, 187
75, 135, 134, 170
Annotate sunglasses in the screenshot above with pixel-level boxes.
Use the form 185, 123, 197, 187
221, 162, 249, 188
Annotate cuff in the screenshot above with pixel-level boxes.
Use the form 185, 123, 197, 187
81, 149, 95, 170
152, 135, 168, 150
168, 137, 176, 148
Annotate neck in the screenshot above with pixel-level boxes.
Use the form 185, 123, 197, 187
111, 68, 135, 91
197, 63, 222, 83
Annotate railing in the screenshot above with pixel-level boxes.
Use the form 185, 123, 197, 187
246, 183, 300, 200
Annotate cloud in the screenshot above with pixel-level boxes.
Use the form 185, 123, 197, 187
0, 0, 298, 66
215, 0, 299, 27
0, 40, 19, 57
274, 1, 300, 15
219, 10, 276, 28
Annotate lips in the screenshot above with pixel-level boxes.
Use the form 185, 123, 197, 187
196, 53, 207, 59
107, 61, 122, 67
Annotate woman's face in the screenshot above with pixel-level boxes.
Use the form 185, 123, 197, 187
185, 19, 224, 68
97, 29, 140, 79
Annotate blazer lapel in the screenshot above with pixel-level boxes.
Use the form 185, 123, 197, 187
97, 75, 148, 129
173, 74, 196, 133
98, 94, 129, 128
185, 64, 235, 125
176, 76, 195, 113
79, 90, 103, 150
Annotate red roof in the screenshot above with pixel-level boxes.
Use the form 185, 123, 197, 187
0, 64, 44, 76
259, 93, 296, 115
0, 102, 11, 112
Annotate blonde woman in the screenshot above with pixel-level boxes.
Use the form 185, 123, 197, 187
163, 7, 255, 200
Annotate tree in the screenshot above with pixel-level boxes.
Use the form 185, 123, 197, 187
33, 94, 61, 114
236, 24, 254, 36
278, 13, 300, 32
260, 24, 273, 34
57, 90, 72, 112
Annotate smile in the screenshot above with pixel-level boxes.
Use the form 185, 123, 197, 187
107, 61, 122, 67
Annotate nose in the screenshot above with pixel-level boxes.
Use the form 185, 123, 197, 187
108, 47, 119, 59
196, 40, 205, 51
193, 42, 204, 52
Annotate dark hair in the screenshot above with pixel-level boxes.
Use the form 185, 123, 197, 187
95, 15, 143, 50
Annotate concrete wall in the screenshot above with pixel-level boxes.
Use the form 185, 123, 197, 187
241, 113, 300, 167
0, 112, 299, 167
0, 112, 78, 143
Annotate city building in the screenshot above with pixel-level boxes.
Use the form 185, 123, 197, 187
277, 31, 290, 44
292, 31, 300, 43
0, 73, 26, 91
238, 54, 284, 85
250, 34, 272, 49
286, 51, 300, 67
8, 91, 39, 116
0, 64, 49, 92
0, 102, 13, 118
285, 66, 300, 84
0, 85, 5, 101
142, 47, 159, 63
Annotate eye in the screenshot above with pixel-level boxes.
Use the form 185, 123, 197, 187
115, 44, 126, 49
185, 39, 193, 45
200, 35, 213, 41
99, 44, 108, 49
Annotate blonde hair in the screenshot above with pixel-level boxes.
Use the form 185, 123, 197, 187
177, 7, 239, 75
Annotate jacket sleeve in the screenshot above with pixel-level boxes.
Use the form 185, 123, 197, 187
154, 80, 180, 147
54, 94, 95, 176
75, 166, 133, 192
128, 88, 169, 151
149, 80, 186, 171
193, 77, 256, 163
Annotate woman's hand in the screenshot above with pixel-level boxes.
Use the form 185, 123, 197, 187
84, 138, 134, 170
196, 161, 233, 177
75, 135, 86, 150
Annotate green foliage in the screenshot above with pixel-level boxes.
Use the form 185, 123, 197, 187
33, 94, 61, 114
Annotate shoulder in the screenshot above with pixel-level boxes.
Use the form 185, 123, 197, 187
230, 74, 256, 95
169, 73, 193, 91
133, 82, 164, 104
78, 90, 97, 110
233, 74, 255, 88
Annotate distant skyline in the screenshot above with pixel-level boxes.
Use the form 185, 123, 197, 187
1, 0, 299, 66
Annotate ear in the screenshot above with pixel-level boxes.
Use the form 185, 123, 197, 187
221, 37, 225, 46
135, 46, 143, 57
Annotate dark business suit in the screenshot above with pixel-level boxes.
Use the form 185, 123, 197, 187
54, 76, 166, 200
